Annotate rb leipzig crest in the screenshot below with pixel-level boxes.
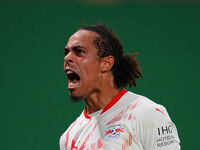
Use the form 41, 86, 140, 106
105, 124, 124, 140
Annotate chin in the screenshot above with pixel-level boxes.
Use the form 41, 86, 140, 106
69, 90, 83, 103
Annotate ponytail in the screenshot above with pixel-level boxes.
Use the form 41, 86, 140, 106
113, 52, 143, 88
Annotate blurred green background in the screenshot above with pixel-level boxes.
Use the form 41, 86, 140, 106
1, 0, 200, 149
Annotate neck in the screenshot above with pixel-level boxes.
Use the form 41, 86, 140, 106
84, 86, 120, 114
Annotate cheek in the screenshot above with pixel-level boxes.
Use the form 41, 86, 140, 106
79, 59, 101, 80
64, 61, 66, 68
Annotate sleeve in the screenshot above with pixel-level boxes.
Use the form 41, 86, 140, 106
59, 135, 65, 150
136, 103, 181, 150
59, 117, 80, 150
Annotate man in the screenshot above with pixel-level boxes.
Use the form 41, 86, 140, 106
60, 23, 181, 150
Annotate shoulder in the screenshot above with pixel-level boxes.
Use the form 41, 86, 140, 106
124, 91, 166, 115
125, 91, 181, 149
135, 94, 171, 125
59, 119, 78, 149
62, 110, 85, 135
124, 91, 175, 132
125, 91, 168, 118
59, 111, 84, 149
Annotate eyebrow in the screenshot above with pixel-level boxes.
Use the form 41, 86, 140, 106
64, 45, 85, 52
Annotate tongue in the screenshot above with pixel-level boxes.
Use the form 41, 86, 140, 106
68, 80, 79, 89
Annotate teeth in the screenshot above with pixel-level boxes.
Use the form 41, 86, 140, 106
68, 81, 79, 87
67, 70, 73, 74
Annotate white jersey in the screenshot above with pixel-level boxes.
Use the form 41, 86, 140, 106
60, 89, 181, 150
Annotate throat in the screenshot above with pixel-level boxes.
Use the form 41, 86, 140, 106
83, 88, 120, 114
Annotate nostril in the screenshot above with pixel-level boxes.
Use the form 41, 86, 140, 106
65, 58, 73, 65
64, 55, 73, 63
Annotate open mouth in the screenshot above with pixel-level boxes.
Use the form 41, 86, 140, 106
66, 70, 80, 89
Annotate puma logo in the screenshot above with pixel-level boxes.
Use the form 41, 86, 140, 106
155, 108, 165, 116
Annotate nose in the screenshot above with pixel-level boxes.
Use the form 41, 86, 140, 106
64, 51, 73, 64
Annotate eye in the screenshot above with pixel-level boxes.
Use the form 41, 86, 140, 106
77, 49, 83, 53
75, 49, 84, 55
64, 49, 69, 56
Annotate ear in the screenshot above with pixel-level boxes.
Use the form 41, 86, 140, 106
100, 55, 114, 72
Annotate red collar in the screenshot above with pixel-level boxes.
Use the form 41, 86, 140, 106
84, 89, 127, 119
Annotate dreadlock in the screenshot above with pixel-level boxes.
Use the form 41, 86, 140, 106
81, 23, 143, 88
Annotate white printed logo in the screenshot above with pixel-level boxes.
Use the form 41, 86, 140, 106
105, 124, 124, 140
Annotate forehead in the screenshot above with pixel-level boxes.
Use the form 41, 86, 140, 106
67, 30, 98, 48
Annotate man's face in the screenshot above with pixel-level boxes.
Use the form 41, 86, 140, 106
64, 30, 102, 101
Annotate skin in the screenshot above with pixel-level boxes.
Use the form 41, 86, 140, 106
64, 29, 120, 114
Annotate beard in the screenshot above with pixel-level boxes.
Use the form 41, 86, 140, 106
69, 91, 83, 102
